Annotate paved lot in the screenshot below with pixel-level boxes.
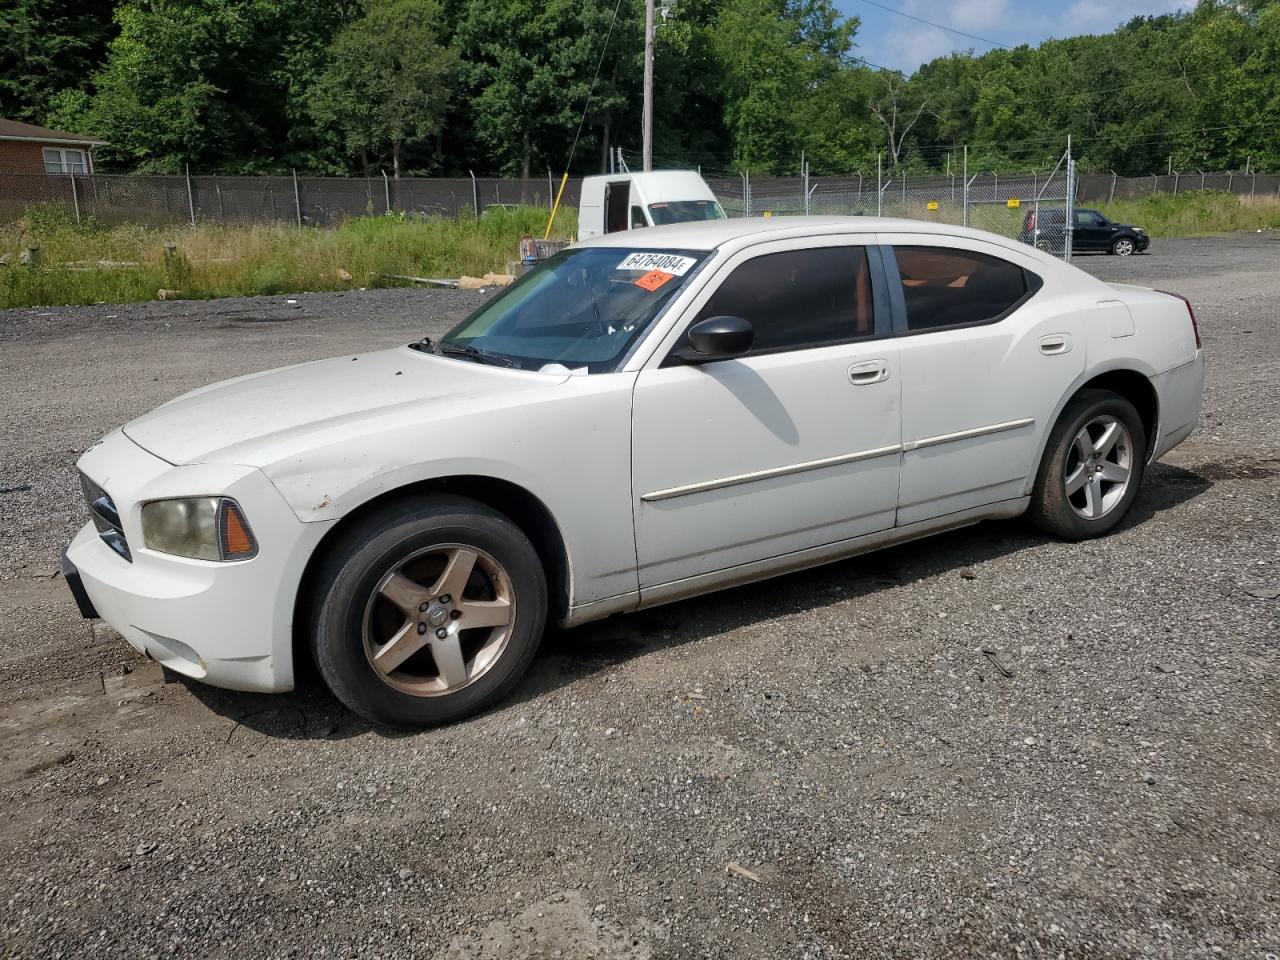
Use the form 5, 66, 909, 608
1, 235, 1277, 959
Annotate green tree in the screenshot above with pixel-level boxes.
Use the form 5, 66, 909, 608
75, 0, 360, 173
310, 0, 459, 176
455, 0, 640, 178
0, 0, 116, 126
713, 0, 858, 173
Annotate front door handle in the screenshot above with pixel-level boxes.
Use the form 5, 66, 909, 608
1039, 334, 1072, 356
849, 360, 889, 385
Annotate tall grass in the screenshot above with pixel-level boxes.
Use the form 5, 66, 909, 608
0, 205, 576, 310
1099, 190, 1280, 237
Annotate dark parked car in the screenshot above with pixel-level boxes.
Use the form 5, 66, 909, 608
1018, 207, 1149, 256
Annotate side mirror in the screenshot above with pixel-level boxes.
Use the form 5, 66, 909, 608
677, 315, 754, 363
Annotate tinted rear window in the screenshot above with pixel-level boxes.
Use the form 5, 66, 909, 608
894, 246, 1032, 332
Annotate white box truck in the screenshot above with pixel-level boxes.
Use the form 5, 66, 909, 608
577, 171, 726, 242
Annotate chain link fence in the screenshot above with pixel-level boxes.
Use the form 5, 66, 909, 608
708, 152, 1075, 257
0, 172, 579, 228
1077, 170, 1280, 203
3, 160, 1274, 261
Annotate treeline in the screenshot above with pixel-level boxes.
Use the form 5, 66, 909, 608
2, 0, 1278, 177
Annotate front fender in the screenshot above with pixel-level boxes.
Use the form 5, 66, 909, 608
259, 376, 640, 610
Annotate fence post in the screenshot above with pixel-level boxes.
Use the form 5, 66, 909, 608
185, 163, 196, 226
1200, 171, 1205, 190
469, 170, 479, 217
1173, 172, 1179, 195
801, 150, 809, 215
547, 167, 554, 209
1227, 171, 1233, 193
1251, 172, 1256, 199
70, 172, 81, 224
877, 152, 883, 217
744, 169, 750, 217
216, 184, 225, 221
383, 170, 391, 213
292, 169, 302, 227
1064, 137, 1075, 263
1108, 170, 1117, 205
961, 146, 967, 227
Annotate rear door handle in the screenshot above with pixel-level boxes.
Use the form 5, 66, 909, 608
849, 360, 889, 385
1039, 334, 1072, 356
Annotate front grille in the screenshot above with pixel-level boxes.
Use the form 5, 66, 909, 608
80, 473, 132, 561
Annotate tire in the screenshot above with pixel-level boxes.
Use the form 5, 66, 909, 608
1111, 236, 1135, 257
309, 495, 547, 727
1029, 389, 1147, 541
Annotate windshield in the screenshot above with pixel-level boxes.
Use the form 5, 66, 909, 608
437, 246, 709, 373
648, 200, 725, 225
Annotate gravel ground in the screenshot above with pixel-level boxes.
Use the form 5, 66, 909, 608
0, 236, 1277, 959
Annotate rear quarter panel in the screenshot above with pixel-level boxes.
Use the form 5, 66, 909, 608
1099, 284, 1198, 375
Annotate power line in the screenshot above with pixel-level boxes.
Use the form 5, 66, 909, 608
562, 0, 626, 172
851, 0, 1012, 51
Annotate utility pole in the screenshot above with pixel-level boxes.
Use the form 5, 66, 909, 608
642, 0, 654, 171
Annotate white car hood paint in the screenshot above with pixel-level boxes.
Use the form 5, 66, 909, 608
123, 347, 569, 466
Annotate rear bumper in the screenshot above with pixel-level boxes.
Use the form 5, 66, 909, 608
1150, 352, 1204, 459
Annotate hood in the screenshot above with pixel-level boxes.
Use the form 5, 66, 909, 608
123, 346, 567, 465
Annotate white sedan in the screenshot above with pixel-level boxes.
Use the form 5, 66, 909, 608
64, 217, 1204, 726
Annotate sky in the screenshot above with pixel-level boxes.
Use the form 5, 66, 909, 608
837, 0, 1198, 74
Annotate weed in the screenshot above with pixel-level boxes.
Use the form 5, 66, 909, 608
0, 206, 576, 309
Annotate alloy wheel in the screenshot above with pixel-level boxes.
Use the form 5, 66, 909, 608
1113, 238, 1134, 256
362, 544, 515, 696
1064, 415, 1133, 521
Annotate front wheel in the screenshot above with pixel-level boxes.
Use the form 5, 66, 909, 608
309, 495, 547, 727
1029, 390, 1147, 541
1111, 236, 1136, 256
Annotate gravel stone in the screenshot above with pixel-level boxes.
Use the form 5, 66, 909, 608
1, 239, 1278, 958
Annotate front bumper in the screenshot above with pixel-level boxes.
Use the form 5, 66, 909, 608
62, 546, 99, 619
67, 430, 334, 693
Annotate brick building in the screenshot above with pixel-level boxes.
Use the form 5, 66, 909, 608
0, 118, 106, 174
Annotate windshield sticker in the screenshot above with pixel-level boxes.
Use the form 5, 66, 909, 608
616, 252, 697, 276
634, 270, 675, 292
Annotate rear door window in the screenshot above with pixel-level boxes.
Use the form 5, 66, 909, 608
893, 246, 1035, 332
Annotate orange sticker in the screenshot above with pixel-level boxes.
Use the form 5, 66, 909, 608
634, 270, 675, 292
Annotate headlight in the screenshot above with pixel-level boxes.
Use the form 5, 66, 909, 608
141, 497, 259, 561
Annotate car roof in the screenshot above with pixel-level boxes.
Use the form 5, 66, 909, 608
576, 215, 1039, 253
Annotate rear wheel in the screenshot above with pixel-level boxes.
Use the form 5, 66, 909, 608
1029, 390, 1147, 540
1111, 236, 1136, 256
309, 495, 547, 727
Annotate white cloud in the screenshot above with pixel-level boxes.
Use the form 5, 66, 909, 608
936, 0, 1013, 32
1052, 0, 1196, 38
867, 0, 1198, 73
876, 24, 956, 73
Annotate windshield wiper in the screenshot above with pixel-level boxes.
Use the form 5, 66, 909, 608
436, 342, 516, 367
